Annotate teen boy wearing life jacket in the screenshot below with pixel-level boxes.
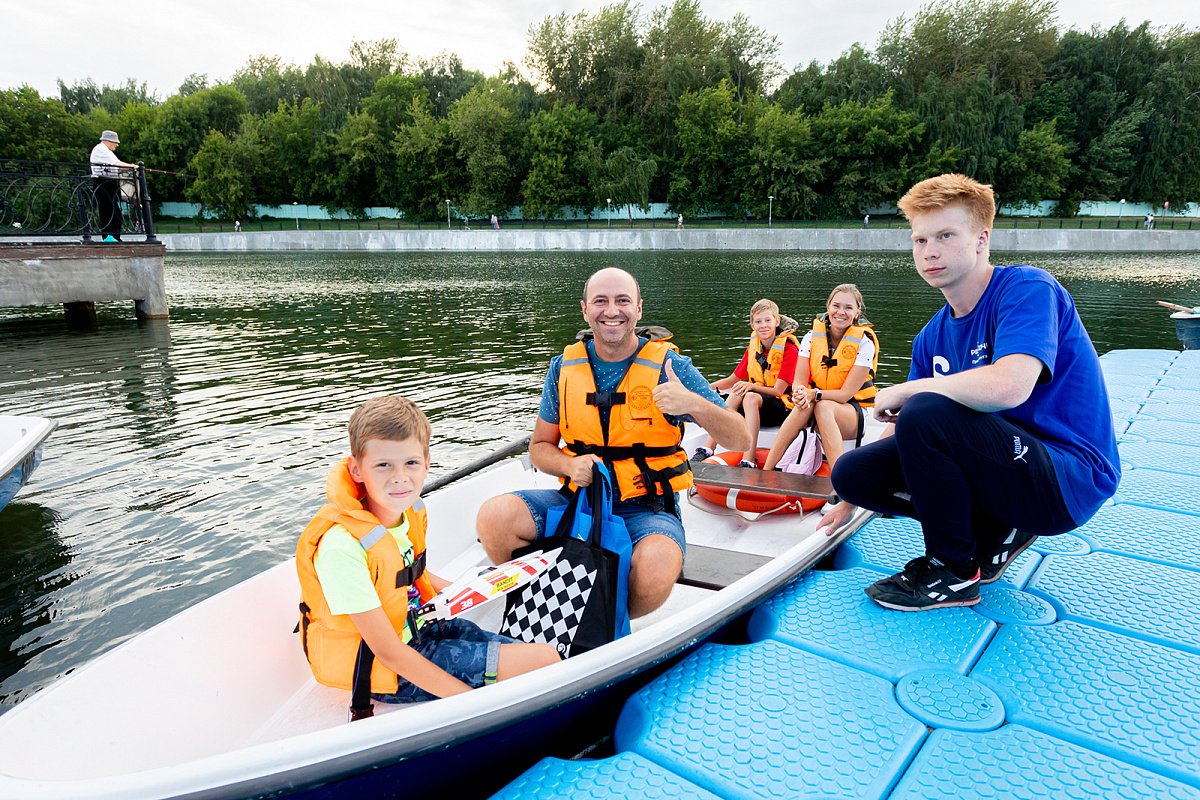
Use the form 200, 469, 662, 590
475, 267, 751, 618
297, 396, 559, 720
693, 298, 801, 468
819, 174, 1119, 611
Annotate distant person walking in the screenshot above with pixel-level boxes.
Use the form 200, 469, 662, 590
863, 214, 870, 229
235, 219, 242, 233
677, 214, 683, 229
1145, 213, 1155, 230
491, 214, 499, 230
89, 130, 137, 242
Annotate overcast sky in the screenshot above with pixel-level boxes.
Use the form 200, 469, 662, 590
1, 0, 1194, 100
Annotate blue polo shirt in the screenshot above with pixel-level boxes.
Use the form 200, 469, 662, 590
910, 264, 1120, 525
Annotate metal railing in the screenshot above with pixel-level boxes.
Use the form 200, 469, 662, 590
0, 159, 158, 243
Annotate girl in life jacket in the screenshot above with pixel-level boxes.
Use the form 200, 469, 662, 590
693, 299, 800, 468
762, 284, 880, 473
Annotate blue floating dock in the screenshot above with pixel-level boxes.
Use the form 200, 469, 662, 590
492, 350, 1200, 800
615, 640, 927, 800
1073, 502, 1200, 567
1119, 439, 1200, 475
1112, 468, 1200, 515
747, 567, 996, 682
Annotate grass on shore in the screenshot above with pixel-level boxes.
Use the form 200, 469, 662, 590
153, 215, 1198, 234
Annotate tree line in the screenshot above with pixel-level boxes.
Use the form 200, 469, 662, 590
2, 0, 1197, 221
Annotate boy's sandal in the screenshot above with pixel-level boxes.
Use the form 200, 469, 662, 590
736, 460, 757, 469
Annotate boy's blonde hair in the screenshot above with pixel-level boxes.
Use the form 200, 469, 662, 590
348, 396, 431, 458
750, 298, 780, 324
827, 284, 865, 316
897, 173, 996, 233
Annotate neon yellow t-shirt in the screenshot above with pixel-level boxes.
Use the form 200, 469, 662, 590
313, 511, 420, 642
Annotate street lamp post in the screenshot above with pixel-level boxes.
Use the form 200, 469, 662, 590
768, 196, 773, 229
606, 198, 612, 229
293, 201, 299, 231
446, 200, 450, 231
1118, 198, 1125, 228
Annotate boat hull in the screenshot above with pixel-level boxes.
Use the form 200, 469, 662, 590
0, 436, 870, 800
0, 416, 56, 512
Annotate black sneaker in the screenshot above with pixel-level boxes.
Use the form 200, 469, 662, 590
692, 447, 713, 462
865, 556, 981, 611
978, 528, 1039, 584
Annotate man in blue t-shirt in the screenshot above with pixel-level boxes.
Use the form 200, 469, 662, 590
476, 267, 750, 618
821, 174, 1119, 611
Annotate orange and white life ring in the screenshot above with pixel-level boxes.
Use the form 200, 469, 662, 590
693, 448, 830, 515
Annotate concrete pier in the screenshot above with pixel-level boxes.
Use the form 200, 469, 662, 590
0, 243, 169, 319
158, 227, 1200, 253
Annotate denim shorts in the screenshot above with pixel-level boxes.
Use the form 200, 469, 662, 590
375, 618, 516, 704
510, 488, 687, 558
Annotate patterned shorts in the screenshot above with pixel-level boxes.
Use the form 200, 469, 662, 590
375, 618, 516, 704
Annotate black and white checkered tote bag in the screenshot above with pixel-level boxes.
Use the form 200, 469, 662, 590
500, 467, 622, 657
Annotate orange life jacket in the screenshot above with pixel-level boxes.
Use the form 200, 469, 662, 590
746, 329, 801, 410
558, 338, 693, 506
808, 315, 879, 406
296, 458, 436, 700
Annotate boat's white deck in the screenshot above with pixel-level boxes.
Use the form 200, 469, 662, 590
0, 421, 873, 784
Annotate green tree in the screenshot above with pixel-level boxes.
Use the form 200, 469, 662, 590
392, 98, 463, 220
586, 145, 658, 218
878, 0, 1059, 103
995, 119, 1069, 208
248, 99, 324, 204
316, 110, 393, 215
0, 86, 96, 162
521, 103, 599, 218
740, 104, 822, 218
360, 74, 429, 138
57, 78, 157, 115
419, 53, 485, 117
447, 80, 527, 216
809, 93, 930, 218
231, 55, 307, 116
774, 44, 891, 116
186, 129, 257, 219
668, 81, 747, 215
143, 84, 248, 201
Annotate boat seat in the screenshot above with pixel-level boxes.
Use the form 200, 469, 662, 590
690, 461, 837, 503
678, 544, 773, 591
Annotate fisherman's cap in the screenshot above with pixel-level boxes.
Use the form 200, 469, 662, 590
100, 130, 120, 144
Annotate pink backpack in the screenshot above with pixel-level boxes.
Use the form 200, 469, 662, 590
778, 426, 823, 475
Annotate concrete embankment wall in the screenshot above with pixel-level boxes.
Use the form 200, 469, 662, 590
160, 228, 1200, 253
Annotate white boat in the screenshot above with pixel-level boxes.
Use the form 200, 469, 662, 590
0, 423, 879, 800
0, 415, 56, 512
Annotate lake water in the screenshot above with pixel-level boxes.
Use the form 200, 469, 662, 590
2, 249, 1198, 710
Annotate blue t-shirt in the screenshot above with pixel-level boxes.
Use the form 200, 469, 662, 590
538, 338, 725, 427
909, 264, 1120, 525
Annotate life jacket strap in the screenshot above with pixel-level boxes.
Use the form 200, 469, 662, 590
395, 551, 426, 588
586, 391, 626, 408
566, 441, 681, 460
349, 639, 375, 721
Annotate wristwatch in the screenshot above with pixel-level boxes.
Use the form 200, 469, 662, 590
814, 389, 823, 402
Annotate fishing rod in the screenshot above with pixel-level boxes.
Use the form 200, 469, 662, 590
144, 167, 199, 179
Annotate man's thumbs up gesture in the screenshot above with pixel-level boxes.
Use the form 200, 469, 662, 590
652, 357, 696, 417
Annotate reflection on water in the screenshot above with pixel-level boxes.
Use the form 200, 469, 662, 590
0, 249, 1197, 709
0, 502, 74, 686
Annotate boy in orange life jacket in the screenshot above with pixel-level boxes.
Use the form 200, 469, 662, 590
296, 396, 559, 714
693, 299, 801, 467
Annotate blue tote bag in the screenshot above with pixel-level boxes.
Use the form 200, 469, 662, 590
500, 463, 633, 655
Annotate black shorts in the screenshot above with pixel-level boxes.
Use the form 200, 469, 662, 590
738, 394, 791, 427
